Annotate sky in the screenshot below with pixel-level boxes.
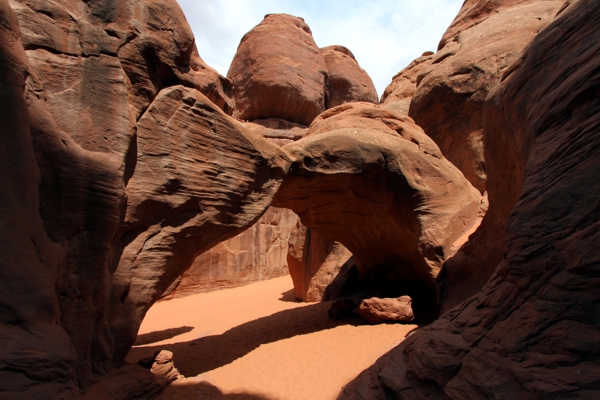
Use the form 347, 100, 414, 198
176, 0, 464, 98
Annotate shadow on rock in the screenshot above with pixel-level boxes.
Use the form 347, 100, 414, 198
134, 326, 195, 346
128, 301, 365, 377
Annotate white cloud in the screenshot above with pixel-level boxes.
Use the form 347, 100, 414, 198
177, 0, 463, 97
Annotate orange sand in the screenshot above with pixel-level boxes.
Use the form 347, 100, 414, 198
126, 276, 418, 399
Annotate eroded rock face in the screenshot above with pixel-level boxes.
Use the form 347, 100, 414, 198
110, 86, 289, 362
171, 207, 298, 297
228, 14, 327, 125
380, 51, 433, 115
287, 221, 354, 302
408, 0, 563, 193
321, 45, 378, 109
339, 1, 600, 397
228, 14, 378, 126
357, 296, 414, 324
273, 102, 482, 319
0, 0, 287, 396
0, 2, 78, 397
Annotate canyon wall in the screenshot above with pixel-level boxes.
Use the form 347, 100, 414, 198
2, 0, 599, 398
340, 0, 600, 397
0, 0, 289, 396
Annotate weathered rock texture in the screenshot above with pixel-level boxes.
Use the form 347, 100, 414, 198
380, 51, 433, 115
357, 296, 414, 324
171, 207, 298, 297
408, 0, 563, 193
228, 14, 378, 126
0, 0, 289, 397
339, 0, 600, 397
110, 85, 289, 362
321, 45, 379, 109
287, 221, 354, 302
228, 13, 327, 125
273, 102, 482, 319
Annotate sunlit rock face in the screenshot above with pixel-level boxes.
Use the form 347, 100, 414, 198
273, 102, 482, 319
0, 0, 288, 396
320, 45, 379, 109
403, 0, 565, 312
339, 1, 600, 397
408, 0, 563, 194
380, 51, 434, 115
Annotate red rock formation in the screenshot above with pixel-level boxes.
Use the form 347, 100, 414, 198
380, 51, 433, 115
0, 1, 79, 397
287, 221, 354, 302
228, 14, 378, 126
110, 86, 289, 362
171, 207, 298, 297
273, 102, 482, 319
357, 296, 414, 324
0, 0, 287, 396
321, 45, 379, 109
408, 0, 563, 193
228, 14, 327, 125
339, 1, 600, 397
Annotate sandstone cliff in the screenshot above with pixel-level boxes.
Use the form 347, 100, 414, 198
1, 0, 288, 396
340, 0, 600, 397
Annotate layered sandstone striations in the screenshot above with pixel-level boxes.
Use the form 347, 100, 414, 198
110, 86, 289, 362
408, 0, 563, 193
273, 103, 482, 319
0, 0, 288, 397
172, 207, 298, 297
228, 14, 378, 126
340, 0, 600, 397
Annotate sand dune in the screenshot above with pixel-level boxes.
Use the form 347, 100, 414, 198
126, 276, 418, 399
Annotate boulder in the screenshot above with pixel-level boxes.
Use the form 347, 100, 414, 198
321, 45, 378, 108
357, 296, 414, 324
273, 102, 482, 319
380, 51, 434, 115
408, 0, 563, 193
339, 1, 600, 397
228, 14, 327, 125
287, 221, 355, 302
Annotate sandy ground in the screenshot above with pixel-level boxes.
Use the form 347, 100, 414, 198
126, 276, 418, 400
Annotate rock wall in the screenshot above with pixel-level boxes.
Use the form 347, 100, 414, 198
0, 0, 289, 396
339, 0, 600, 397
171, 207, 298, 297
408, 0, 563, 193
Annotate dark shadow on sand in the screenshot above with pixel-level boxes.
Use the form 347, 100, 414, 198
128, 301, 370, 377
278, 288, 297, 302
134, 326, 194, 345
159, 379, 274, 399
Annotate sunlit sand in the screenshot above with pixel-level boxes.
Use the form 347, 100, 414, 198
127, 276, 417, 399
